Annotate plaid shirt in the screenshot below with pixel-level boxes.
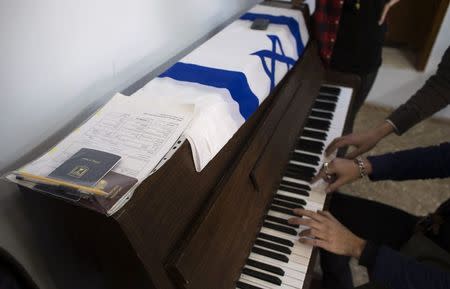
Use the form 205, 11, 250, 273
313, 0, 345, 65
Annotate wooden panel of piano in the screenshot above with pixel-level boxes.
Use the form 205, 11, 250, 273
20, 2, 360, 289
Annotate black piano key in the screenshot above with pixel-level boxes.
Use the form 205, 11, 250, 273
252, 247, 289, 263
305, 118, 331, 131
255, 239, 292, 255
280, 180, 311, 191
313, 101, 336, 112
258, 232, 294, 247
310, 110, 334, 120
301, 128, 328, 140
296, 139, 324, 154
263, 221, 297, 236
247, 258, 285, 276
272, 199, 300, 209
287, 163, 317, 176
270, 205, 297, 216
278, 184, 310, 196
291, 155, 319, 167
320, 86, 341, 95
285, 166, 315, 177
242, 267, 282, 286
285, 168, 314, 179
236, 281, 262, 289
291, 152, 320, 165
306, 118, 331, 131
266, 215, 299, 228
284, 170, 313, 182
317, 94, 338, 102
275, 194, 307, 206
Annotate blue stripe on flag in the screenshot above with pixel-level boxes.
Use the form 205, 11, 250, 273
158, 62, 259, 120
240, 12, 305, 56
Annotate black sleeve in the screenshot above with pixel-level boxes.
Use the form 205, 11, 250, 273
387, 46, 450, 135
367, 142, 450, 181
360, 244, 450, 289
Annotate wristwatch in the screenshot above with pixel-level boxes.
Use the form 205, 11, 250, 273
354, 157, 367, 178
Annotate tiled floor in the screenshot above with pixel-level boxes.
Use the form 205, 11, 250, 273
340, 103, 450, 286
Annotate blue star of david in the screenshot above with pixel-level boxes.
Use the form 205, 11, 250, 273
252, 35, 296, 91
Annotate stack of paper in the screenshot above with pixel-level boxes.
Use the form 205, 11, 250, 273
6, 93, 194, 215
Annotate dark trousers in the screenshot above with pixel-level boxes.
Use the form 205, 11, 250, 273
320, 193, 420, 289
335, 69, 379, 132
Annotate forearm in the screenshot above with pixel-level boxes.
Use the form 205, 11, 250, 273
359, 244, 450, 289
367, 142, 450, 181
387, 47, 450, 135
372, 120, 395, 139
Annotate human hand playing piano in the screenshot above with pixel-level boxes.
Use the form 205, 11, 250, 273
311, 157, 373, 193
325, 121, 394, 159
288, 209, 367, 258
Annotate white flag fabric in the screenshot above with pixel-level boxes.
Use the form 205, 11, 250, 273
134, 4, 309, 171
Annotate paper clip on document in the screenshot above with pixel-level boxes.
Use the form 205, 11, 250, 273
11, 171, 109, 198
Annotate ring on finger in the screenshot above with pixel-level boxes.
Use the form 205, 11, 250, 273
323, 162, 330, 175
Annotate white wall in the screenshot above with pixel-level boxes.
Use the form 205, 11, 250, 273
367, 4, 450, 120
0, 0, 258, 288
0, 0, 259, 172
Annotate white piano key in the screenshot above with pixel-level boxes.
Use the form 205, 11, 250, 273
288, 160, 318, 169
237, 278, 271, 289
249, 252, 307, 278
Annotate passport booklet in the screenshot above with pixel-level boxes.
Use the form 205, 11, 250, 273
48, 148, 121, 187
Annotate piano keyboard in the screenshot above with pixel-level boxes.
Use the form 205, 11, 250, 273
236, 85, 352, 289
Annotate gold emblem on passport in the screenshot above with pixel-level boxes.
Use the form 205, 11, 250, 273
68, 166, 89, 178
95, 179, 108, 190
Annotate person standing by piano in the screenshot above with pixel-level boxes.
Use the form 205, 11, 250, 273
288, 142, 450, 289
314, 0, 400, 127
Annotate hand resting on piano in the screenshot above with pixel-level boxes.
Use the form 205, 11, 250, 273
311, 157, 373, 193
324, 121, 394, 159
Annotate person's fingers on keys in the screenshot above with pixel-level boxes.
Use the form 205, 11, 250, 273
311, 160, 336, 184
298, 237, 328, 250
325, 176, 349, 193
311, 167, 326, 184
293, 208, 327, 222
299, 228, 327, 240
288, 217, 323, 230
326, 135, 354, 156
325, 137, 342, 156
317, 210, 336, 221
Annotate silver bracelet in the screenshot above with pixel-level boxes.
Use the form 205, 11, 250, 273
354, 157, 367, 178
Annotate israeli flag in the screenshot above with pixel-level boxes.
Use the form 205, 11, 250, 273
134, 4, 309, 171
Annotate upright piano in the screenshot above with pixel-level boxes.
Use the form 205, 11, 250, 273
21, 1, 360, 289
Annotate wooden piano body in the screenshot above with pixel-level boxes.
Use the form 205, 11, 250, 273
21, 2, 360, 288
